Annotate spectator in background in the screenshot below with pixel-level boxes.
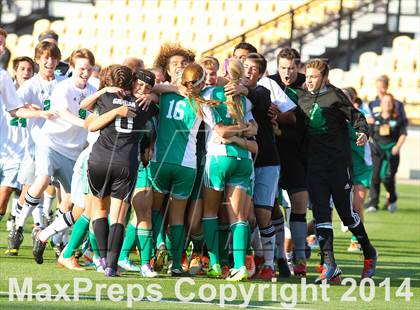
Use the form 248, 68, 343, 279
149, 67, 165, 84
12, 56, 35, 88
366, 93, 407, 213
368, 75, 408, 126
123, 57, 144, 72
199, 56, 220, 87
233, 42, 257, 62
0, 28, 11, 70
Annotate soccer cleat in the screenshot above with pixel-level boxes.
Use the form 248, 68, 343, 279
207, 263, 222, 278
93, 257, 105, 273
221, 265, 230, 279
118, 257, 141, 272
315, 263, 342, 284
277, 258, 291, 278
245, 255, 256, 278
366, 206, 378, 213
171, 267, 188, 277
57, 254, 84, 271
201, 255, 210, 271
7, 229, 24, 254
259, 265, 276, 281
293, 259, 307, 277
32, 227, 47, 264
140, 263, 158, 278
226, 266, 248, 282
154, 248, 168, 272
362, 249, 378, 279
188, 253, 202, 275
254, 255, 265, 273
104, 267, 118, 277
387, 202, 397, 213
347, 241, 361, 252
306, 234, 319, 250
53, 243, 64, 259
5, 249, 18, 256
6, 218, 15, 232
181, 251, 189, 272
315, 263, 324, 274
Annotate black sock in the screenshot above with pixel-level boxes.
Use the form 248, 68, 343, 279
349, 222, 375, 258
192, 238, 204, 255
316, 227, 335, 265
93, 218, 109, 259
107, 223, 125, 270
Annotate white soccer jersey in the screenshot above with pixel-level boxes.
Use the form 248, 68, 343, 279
0, 69, 25, 163
16, 73, 66, 155
257, 76, 296, 112
39, 78, 96, 160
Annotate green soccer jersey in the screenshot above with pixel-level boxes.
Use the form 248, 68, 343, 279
201, 86, 253, 159
348, 124, 372, 175
152, 92, 201, 168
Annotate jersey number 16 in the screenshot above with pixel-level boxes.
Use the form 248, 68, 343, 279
166, 100, 186, 120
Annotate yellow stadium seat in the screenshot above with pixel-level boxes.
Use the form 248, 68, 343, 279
359, 51, 378, 68
329, 68, 345, 87
6, 33, 18, 50
392, 35, 412, 51
50, 20, 67, 37
33, 19, 50, 38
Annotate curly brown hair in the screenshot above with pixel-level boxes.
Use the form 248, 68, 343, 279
153, 43, 195, 82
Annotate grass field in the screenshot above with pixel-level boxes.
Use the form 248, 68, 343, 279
0, 184, 419, 309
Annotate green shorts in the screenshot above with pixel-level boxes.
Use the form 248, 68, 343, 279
149, 161, 196, 199
135, 164, 151, 190
204, 155, 252, 192
353, 165, 373, 189
81, 155, 91, 195
190, 163, 204, 200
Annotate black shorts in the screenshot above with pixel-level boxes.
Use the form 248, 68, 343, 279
87, 160, 138, 202
277, 140, 307, 194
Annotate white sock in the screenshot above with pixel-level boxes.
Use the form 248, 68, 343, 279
31, 204, 44, 227
272, 217, 286, 259
260, 224, 275, 268
251, 227, 263, 258
16, 193, 40, 229
11, 197, 18, 216
52, 231, 63, 246
43, 193, 55, 219
39, 210, 75, 242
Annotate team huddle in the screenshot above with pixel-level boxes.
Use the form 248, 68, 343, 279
0, 27, 381, 283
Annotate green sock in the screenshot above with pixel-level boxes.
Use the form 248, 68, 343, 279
169, 225, 185, 270
118, 223, 136, 261
351, 235, 358, 243
89, 229, 100, 258
152, 210, 165, 248
165, 230, 173, 258
231, 221, 249, 269
63, 214, 90, 259
137, 228, 153, 265
203, 217, 220, 267
218, 224, 230, 266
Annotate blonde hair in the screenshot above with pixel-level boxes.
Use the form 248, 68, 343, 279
69, 48, 95, 67
181, 63, 220, 116
306, 58, 329, 77
224, 58, 245, 126
199, 56, 219, 71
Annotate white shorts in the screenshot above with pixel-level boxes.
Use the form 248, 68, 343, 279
0, 161, 21, 189
17, 151, 36, 185
35, 145, 75, 194
70, 146, 92, 208
253, 165, 280, 209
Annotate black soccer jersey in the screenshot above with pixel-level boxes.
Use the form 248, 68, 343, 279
89, 92, 158, 167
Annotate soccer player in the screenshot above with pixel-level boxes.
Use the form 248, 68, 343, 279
243, 53, 280, 280
88, 65, 158, 277
267, 47, 309, 276
27, 48, 96, 264
342, 87, 373, 252
201, 59, 258, 281
6, 41, 64, 256
38, 30, 70, 76
12, 56, 35, 88
299, 59, 377, 282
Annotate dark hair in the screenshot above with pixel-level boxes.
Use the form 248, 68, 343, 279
110, 65, 133, 91
0, 27, 7, 38
245, 53, 267, 74
38, 30, 59, 43
233, 42, 257, 54
277, 47, 301, 66
135, 68, 156, 87
34, 41, 61, 61
13, 56, 35, 72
